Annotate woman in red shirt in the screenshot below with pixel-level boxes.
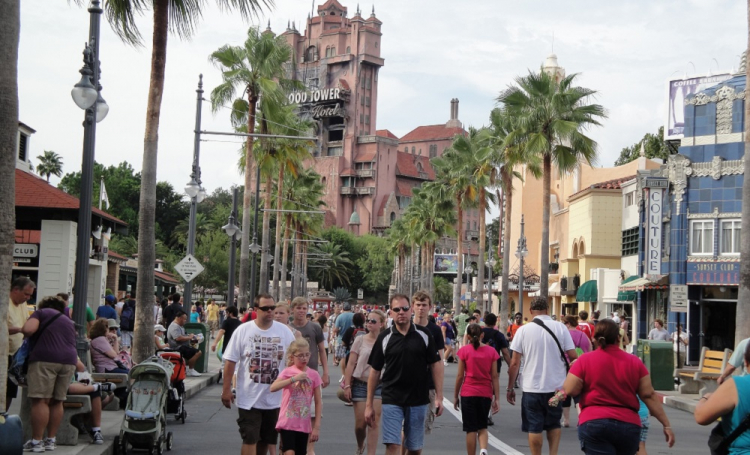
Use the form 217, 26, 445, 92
553, 319, 675, 455
454, 324, 500, 455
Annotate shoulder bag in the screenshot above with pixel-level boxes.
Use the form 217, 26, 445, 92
708, 412, 750, 455
9, 311, 64, 385
531, 318, 570, 372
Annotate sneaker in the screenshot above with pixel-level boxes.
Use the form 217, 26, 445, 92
480, 450, 489, 455
43, 438, 56, 451
187, 369, 201, 377
339, 376, 344, 384
98, 382, 116, 393
487, 416, 494, 426
443, 360, 448, 366
22, 440, 44, 453
92, 431, 104, 445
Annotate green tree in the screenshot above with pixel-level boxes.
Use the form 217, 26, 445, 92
0, 0, 20, 412
498, 70, 606, 301
354, 235, 394, 297
614, 126, 670, 166
209, 26, 296, 307
35, 150, 63, 182
433, 276, 453, 309
386, 219, 411, 295
309, 242, 354, 291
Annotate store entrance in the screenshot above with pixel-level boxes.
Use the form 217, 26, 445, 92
701, 300, 736, 351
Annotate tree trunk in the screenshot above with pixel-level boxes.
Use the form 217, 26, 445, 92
259, 167, 273, 293
500, 174, 513, 333
237, 94, 258, 309
737, 41, 750, 344
293, 228, 301, 296
453, 201, 464, 311
540, 154, 552, 302
0, 0, 20, 412
280, 214, 291, 302
477, 189, 486, 313
302, 241, 309, 296
134, 0, 168, 364
398, 251, 405, 294
271, 164, 285, 299
496, 188, 504, 317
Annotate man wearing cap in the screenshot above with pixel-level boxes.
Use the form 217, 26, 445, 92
334, 302, 355, 378
167, 310, 203, 377
96, 295, 118, 320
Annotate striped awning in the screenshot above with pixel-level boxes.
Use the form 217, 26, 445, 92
618, 276, 669, 292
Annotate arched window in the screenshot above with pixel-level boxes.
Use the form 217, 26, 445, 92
390, 212, 396, 224
321, 177, 327, 187
306, 46, 317, 62
572, 241, 578, 258
346, 46, 351, 54
331, 47, 336, 56
579, 239, 586, 256
411, 146, 415, 154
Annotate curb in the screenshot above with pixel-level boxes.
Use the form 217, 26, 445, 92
656, 391, 698, 415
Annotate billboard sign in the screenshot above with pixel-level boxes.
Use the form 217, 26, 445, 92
665, 73, 732, 140
434, 254, 458, 274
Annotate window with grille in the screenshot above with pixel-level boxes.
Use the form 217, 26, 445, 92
621, 227, 638, 256
720, 219, 741, 254
690, 220, 714, 255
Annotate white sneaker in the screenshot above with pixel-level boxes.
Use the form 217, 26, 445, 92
22, 440, 44, 453
443, 360, 448, 366
187, 369, 201, 377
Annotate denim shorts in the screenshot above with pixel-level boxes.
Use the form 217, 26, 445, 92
381, 404, 428, 450
578, 419, 641, 455
351, 379, 382, 402
521, 392, 562, 433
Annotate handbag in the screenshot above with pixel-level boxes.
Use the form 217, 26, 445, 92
708, 413, 750, 455
531, 319, 570, 372
9, 311, 63, 385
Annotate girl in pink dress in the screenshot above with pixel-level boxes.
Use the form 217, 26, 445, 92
270, 338, 323, 455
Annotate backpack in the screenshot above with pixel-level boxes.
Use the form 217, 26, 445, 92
120, 300, 136, 331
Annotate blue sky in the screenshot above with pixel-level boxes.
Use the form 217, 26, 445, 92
18, 0, 746, 218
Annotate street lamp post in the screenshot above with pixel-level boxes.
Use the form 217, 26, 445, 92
464, 255, 474, 306
222, 188, 241, 306
515, 214, 528, 316
71, 0, 109, 362
486, 230, 497, 315
248, 164, 262, 308
183, 75, 207, 307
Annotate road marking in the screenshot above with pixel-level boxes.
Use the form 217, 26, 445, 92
442, 398, 524, 455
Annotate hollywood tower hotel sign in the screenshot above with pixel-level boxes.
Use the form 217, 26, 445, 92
288, 87, 348, 118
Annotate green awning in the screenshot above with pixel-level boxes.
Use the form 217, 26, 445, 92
576, 280, 598, 302
617, 276, 639, 302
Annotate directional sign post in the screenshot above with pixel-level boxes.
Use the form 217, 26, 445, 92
174, 254, 205, 283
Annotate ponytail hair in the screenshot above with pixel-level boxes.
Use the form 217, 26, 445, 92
466, 323, 482, 350
593, 319, 619, 349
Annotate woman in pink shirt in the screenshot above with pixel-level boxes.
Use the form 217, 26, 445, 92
553, 319, 675, 455
454, 323, 500, 455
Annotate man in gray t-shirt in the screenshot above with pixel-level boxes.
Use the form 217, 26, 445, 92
647, 319, 670, 341
290, 298, 330, 386
167, 310, 202, 377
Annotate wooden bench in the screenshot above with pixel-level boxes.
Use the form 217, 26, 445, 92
19, 389, 91, 446
675, 347, 732, 395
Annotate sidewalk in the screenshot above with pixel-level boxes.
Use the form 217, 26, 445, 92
657, 389, 701, 414
7, 347, 223, 455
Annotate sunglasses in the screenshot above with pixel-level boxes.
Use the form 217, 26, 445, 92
390, 306, 410, 313
366, 319, 380, 324
257, 306, 276, 312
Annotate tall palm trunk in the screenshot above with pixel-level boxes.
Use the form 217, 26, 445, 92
398, 250, 405, 294
134, 0, 168, 364
501, 175, 513, 332
259, 118, 272, 294
540, 155, 552, 301
0, 0, 20, 412
238, 93, 258, 309
303, 242, 309, 296
477, 190, 487, 314
280, 214, 291, 302
293, 227, 301, 296
453, 201, 464, 311
271, 164, 286, 299
495, 188, 504, 318
737, 42, 750, 344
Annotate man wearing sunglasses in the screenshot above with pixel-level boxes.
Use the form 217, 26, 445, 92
366, 294, 444, 455
221, 294, 296, 455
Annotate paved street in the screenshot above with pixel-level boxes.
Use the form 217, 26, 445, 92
166, 357, 713, 455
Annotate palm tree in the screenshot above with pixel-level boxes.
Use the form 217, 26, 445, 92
498, 70, 606, 301
36, 150, 63, 182
172, 212, 215, 249
0, 0, 20, 412
386, 219, 410, 295
433, 130, 482, 311
209, 25, 294, 308
309, 242, 353, 290
486, 108, 538, 330
92, 0, 272, 364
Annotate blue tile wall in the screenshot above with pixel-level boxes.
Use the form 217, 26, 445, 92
732, 100, 744, 134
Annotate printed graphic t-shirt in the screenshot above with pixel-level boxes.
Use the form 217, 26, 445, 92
275, 365, 322, 433
223, 321, 296, 410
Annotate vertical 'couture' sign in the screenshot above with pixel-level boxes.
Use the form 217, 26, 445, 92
646, 189, 663, 277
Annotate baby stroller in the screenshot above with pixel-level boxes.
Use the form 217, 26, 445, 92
114, 356, 174, 455
159, 351, 187, 423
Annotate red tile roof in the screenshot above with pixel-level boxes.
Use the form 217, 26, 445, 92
108, 250, 128, 262
569, 175, 637, 199
340, 168, 357, 177
396, 180, 414, 197
354, 151, 377, 162
396, 152, 435, 180
400, 124, 465, 143
15, 169, 126, 225
376, 129, 398, 140
15, 230, 41, 244
155, 270, 180, 285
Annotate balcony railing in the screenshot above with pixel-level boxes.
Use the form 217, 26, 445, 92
465, 230, 479, 241
341, 186, 375, 195
356, 169, 374, 178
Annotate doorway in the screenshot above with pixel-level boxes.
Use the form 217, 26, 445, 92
700, 300, 736, 351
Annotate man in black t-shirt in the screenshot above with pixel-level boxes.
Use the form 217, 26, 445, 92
211, 306, 242, 355
367, 294, 443, 454
162, 293, 183, 331
411, 290, 445, 438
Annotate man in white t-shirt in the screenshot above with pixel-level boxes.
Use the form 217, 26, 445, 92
221, 294, 296, 455
672, 324, 689, 368
507, 297, 577, 455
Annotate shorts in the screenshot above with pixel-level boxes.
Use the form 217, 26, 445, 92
381, 404, 428, 450
279, 429, 308, 455
208, 320, 219, 331
460, 396, 492, 433
639, 417, 649, 442
178, 345, 200, 361
351, 378, 382, 402
425, 389, 437, 434
27, 362, 76, 401
120, 331, 133, 348
237, 407, 280, 445
578, 419, 641, 455
445, 338, 455, 348
521, 391, 562, 433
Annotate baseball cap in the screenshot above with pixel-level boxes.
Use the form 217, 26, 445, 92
105, 294, 116, 304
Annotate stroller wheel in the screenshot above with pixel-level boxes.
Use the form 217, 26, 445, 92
114, 436, 121, 455
166, 432, 173, 451
152, 446, 163, 455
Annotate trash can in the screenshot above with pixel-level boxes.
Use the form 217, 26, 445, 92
185, 322, 209, 373
637, 339, 674, 391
